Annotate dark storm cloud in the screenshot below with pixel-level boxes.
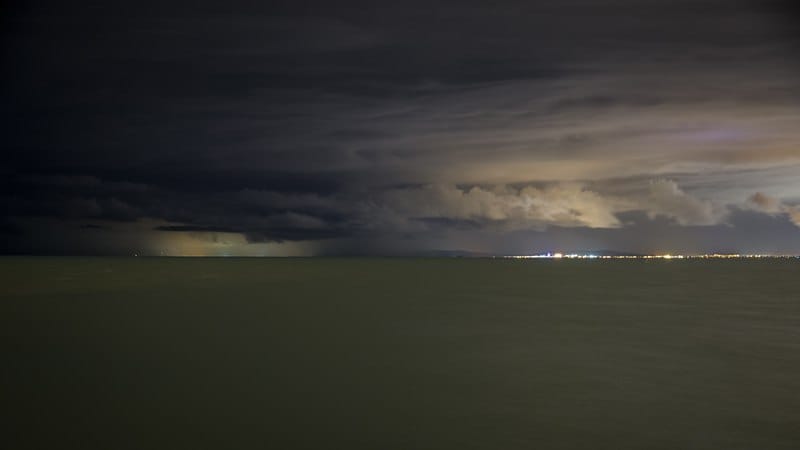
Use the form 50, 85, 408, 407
2, 0, 800, 254
155, 225, 237, 233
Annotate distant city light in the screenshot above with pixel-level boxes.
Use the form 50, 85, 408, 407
502, 253, 797, 260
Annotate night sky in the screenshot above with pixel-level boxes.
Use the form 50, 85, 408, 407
3, 0, 800, 256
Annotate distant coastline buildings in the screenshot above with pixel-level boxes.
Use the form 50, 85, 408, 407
504, 253, 798, 259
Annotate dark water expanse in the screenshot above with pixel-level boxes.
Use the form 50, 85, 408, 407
3, 257, 800, 449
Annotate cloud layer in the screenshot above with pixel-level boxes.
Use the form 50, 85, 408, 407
747, 192, 800, 227
2, 0, 800, 254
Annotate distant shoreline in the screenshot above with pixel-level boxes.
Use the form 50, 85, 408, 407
1, 254, 799, 259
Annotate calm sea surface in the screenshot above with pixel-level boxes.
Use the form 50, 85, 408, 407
3, 257, 800, 449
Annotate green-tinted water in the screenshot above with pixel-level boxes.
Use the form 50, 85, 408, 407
3, 257, 800, 449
